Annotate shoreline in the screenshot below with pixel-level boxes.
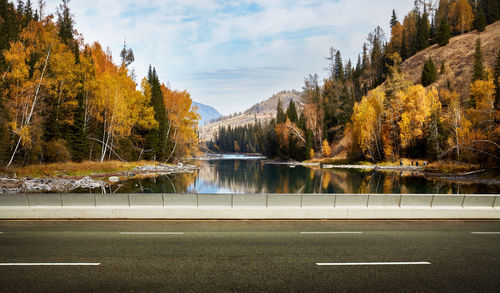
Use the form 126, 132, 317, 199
0, 163, 199, 194
266, 160, 500, 185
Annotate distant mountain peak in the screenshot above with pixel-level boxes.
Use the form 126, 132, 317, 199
192, 102, 222, 127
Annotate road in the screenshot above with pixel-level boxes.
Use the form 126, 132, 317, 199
0, 220, 499, 292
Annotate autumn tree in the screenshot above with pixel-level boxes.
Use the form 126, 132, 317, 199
351, 88, 385, 161
322, 139, 331, 157
161, 84, 200, 159
398, 85, 435, 153
3, 20, 70, 166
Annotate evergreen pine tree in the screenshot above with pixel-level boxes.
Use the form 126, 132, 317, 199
0, 0, 21, 70
334, 50, 344, 82
71, 91, 87, 162
472, 38, 485, 82
474, 7, 487, 32
145, 66, 170, 161
436, 16, 451, 46
24, 0, 32, 23
362, 43, 369, 69
482, 0, 500, 24
390, 9, 398, 27
429, 17, 437, 45
56, 0, 79, 62
286, 100, 298, 123
16, 0, 23, 12
400, 29, 408, 60
421, 57, 437, 87
416, 12, 430, 51
494, 49, 500, 110
276, 98, 286, 123
0, 85, 9, 164
56, 0, 74, 45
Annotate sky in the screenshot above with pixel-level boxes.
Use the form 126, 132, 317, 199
43, 0, 414, 115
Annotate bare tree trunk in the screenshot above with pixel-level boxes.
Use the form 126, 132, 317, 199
165, 126, 179, 162
88, 137, 125, 161
100, 111, 107, 162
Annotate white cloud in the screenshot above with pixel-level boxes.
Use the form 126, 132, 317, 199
44, 0, 414, 114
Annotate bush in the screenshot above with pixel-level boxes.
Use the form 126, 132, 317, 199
45, 139, 72, 163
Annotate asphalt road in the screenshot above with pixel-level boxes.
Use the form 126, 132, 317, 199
0, 220, 499, 292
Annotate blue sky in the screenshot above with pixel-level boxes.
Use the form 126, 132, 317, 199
44, 0, 414, 115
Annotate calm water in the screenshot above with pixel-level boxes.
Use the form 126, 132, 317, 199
88, 156, 499, 194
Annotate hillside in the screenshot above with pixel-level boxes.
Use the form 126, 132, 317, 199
199, 91, 302, 141
192, 102, 221, 127
401, 21, 500, 98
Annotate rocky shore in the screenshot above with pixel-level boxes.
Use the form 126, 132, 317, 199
0, 163, 199, 194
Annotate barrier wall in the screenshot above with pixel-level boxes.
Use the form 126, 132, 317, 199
0, 193, 498, 219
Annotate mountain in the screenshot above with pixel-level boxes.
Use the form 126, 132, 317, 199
192, 102, 222, 127
400, 21, 500, 98
199, 90, 302, 141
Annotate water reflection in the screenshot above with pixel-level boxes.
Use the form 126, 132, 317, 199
87, 159, 499, 194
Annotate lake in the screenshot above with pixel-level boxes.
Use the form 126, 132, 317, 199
90, 155, 499, 194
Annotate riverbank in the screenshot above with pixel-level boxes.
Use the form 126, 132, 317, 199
266, 157, 500, 185
0, 161, 199, 193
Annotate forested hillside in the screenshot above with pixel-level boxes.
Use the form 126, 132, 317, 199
199, 90, 301, 141
210, 0, 500, 166
0, 0, 199, 167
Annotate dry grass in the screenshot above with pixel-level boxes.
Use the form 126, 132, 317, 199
400, 21, 500, 100
6, 160, 158, 178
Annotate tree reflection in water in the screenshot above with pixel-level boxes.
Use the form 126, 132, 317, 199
94, 159, 500, 194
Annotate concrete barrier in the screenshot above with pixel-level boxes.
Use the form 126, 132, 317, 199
0, 193, 498, 219
197, 194, 232, 207
129, 194, 163, 206
233, 194, 267, 208
301, 195, 335, 207
400, 194, 433, 207
163, 194, 197, 207
431, 195, 464, 208
367, 194, 400, 207
335, 194, 368, 207
0, 194, 29, 206
95, 194, 129, 206
463, 195, 495, 208
267, 194, 302, 207
62, 194, 95, 207
27, 194, 62, 206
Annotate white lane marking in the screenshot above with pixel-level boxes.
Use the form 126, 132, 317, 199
471, 232, 500, 234
301, 232, 362, 234
119, 232, 184, 235
0, 263, 100, 266
316, 262, 430, 266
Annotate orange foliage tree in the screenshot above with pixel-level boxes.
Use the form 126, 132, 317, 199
161, 84, 200, 158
